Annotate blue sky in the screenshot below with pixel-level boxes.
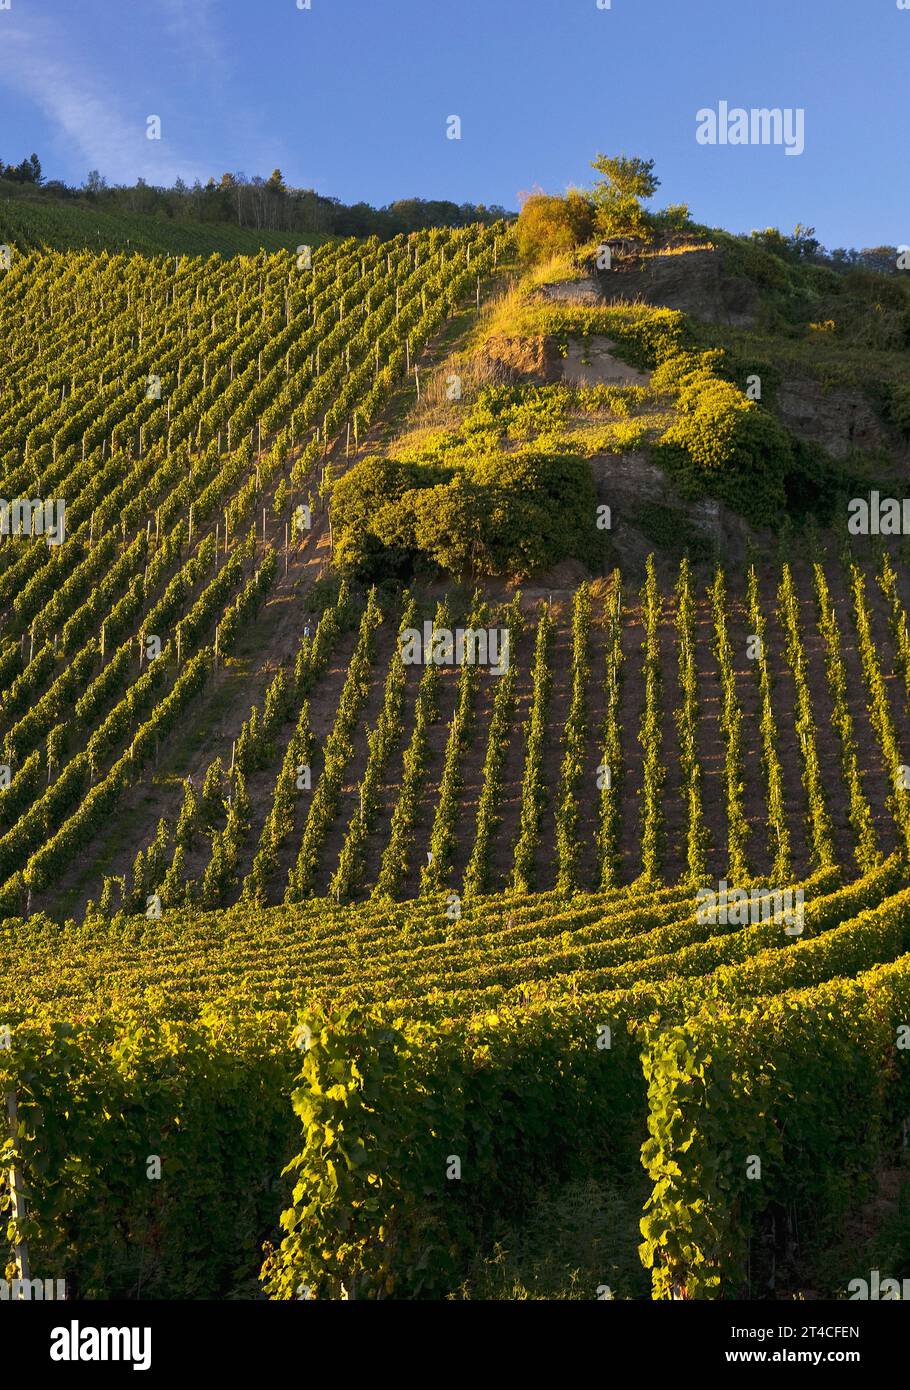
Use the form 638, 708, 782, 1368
0, 0, 905, 248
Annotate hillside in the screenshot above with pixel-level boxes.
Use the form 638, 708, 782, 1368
2, 211, 910, 1303
0, 193, 333, 256
0, 177, 510, 257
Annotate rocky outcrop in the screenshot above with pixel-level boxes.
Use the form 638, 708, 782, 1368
474, 333, 563, 385
774, 378, 908, 465
534, 276, 602, 306
560, 338, 651, 388
474, 331, 650, 389
599, 248, 758, 328
588, 450, 761, 559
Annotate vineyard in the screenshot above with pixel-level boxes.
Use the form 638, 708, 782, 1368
0, 195, 332, 256
2, 208, 910, 1303
0, 221, 501, 921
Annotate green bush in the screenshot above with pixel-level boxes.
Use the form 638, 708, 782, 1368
652, 204, 692, 233
331, 447, 601, 581
261, 1003, 646, 1300
331, 456, 453, 578
0, 1013, 296, 1297
653, 352, 795, 523
516, 191, 595, 264
641, 956, 910, 1298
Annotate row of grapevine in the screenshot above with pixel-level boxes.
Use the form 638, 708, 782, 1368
638, 556, 665, 885
511, 607, 554, 894
848, 557, 910, 858
553, 587, 590, 894
709, 568, 750, 880
373, 601, 451, 899
285, 591, 383, 901
462, 598, 523, 898
674, 559, 707, 884
420, 599, 485, 896
330, 597, 418, 903
812, 562, 880, 871
745, 564, 791, 881
777, 563, 836, 869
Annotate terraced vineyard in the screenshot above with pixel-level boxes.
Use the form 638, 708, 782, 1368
3, 211, 910, 1305
4, 533, 910, 1298
0, 223, 501, 921
34, 544, 910, 916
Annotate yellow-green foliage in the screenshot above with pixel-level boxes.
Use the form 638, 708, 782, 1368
2, 844, 908, 1299
654, 351, 796, 521
331, 386, 606, 579
331, 441, 601, 580
516, 190, 595, 264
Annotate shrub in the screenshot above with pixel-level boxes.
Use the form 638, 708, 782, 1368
516, 190, 594, 264
331, 448, 600, 581
652, 203, 692, 233
331, 455, 452, 578
654, 353, 795, 523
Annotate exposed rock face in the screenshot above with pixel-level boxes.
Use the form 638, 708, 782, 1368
474, 333, 563, 384
475, 331, 651, 389
600, 248, 758, 328
560, 338, 651, 388
774, 378, 908, 466
532, 250, 758, 326
535, 276, 602, 306
588, 450, 760, 560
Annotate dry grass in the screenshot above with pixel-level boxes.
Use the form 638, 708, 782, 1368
468, 250, 583, 347
638, 240, 717, 259
400, 347, 517, 434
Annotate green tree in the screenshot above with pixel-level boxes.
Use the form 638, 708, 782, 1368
590, 153, 660, 241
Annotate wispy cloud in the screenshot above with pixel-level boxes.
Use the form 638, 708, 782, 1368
0, 12, 218, 185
